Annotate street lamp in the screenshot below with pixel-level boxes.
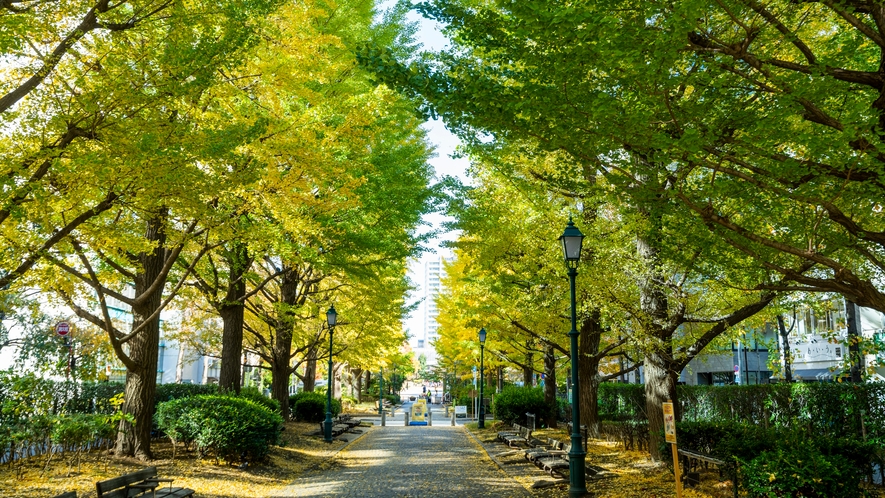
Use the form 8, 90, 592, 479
323, 304, 338, 443
478, 327, 487, 429
560, 216, 586, 496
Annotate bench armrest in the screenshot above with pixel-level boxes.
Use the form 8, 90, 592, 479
145, 478, 174, 483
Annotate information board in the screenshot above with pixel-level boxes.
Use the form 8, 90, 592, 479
454, 405, 467, 418
663, 402, 676, 443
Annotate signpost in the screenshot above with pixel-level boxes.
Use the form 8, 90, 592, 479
55, 322, 70, 337
454, 405, 467, 419
663, 401, 683, 498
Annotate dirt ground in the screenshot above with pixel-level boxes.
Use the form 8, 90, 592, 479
0, 421, 352, 498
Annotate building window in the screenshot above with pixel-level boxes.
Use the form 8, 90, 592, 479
712, 372, 735, 386
835, 346, 843, 359
417, 340, 424, 348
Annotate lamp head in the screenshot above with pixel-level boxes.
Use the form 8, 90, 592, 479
326, 304, 337, 327
559, 216, 584, 268
478, 327, 487, 344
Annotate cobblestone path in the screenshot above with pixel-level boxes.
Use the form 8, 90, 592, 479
277, 426, 530, 498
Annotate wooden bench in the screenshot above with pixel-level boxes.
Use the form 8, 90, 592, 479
496, 423, 521, 441
525, 439, 563, 463
535, 443, 572, 476
677, 448, 737, 498
96, 466, 194, 498
502, 426, 532, 447
318, 421, 349, 437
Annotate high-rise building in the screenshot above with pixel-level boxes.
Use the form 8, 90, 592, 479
419, 256, 446, 365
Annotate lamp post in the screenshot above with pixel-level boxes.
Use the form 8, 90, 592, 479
560, 217, 586, 496
323, 305, 338, 443
379, 367, 384, 416
478, 327, 487, 429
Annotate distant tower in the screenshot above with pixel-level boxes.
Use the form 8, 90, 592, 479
422, 256, 446, 365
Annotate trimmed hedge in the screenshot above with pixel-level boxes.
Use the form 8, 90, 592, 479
289, 392, 341, 422
597, 382, 885, 442
237, 386, 280, 413
492, 386, 553, 425
154, 394, 282, 463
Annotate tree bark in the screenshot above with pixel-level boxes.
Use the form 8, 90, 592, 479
270, 267, 297, 420
776, 314, 793, 382
644, 353, 678, 461
846, 300, 864, 383
355, 368, 363, 403
636, 226, 672, 461
523, 351, 534, 387
175, 344, 185, 383
218, 243, 250, 393
303, 348, 317, 392
543, 343, 557, 428
579, 309, 604, 437
116, 215, 165, 460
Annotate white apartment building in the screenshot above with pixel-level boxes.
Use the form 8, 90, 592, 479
413, 256, 447, 366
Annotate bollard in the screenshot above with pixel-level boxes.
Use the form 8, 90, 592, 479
451, 408, 456, 426
428, 408, 432, 427
381, 409, 386, 427
404, 412, 410, 426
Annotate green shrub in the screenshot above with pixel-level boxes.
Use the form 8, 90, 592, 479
154, 395, 282, 463
289, 392, 341, 422
598, 383, 645, 421
237, 386, 280, 413
64, 382, 125, 414
492, 386, 552, 425
154, 383, 217, 404
742, 445, 870, 498
383, 394, 400, 405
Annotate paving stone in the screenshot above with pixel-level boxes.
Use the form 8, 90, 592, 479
277, 426, 530, 498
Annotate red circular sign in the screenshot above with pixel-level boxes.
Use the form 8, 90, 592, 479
56, 322, 70, 336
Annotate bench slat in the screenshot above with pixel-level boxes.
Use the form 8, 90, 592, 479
96, 466, 157, 495
155, 487, 195, 498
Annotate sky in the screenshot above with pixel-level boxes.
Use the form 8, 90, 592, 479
396, 7, 471, 349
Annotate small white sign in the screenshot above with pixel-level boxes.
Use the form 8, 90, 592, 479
455, 405, 467, 418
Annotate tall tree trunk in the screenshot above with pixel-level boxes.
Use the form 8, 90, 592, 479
332, 362, 343, 399
116, 215, 165, 460
523, 352, 534, 388
579, 309, 604, 437
543, 343, 557, 428
175, 344, 185, 383
636, 228, 672, 461
643, 352, 678, 460
846, 300, 864, 383
218, 242, 249, 393
303, 348, 317, 392
270, 267, 297, 420
496, 366, 503, 393
355, 368, 363, 403
776, 314, 793, 382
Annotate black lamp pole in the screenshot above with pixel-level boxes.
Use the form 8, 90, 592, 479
323, 305, 338, 443
478, 327, 487, 429
560, 217, 586, 496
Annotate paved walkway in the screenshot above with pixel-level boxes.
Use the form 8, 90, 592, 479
277, 426, 530, 498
